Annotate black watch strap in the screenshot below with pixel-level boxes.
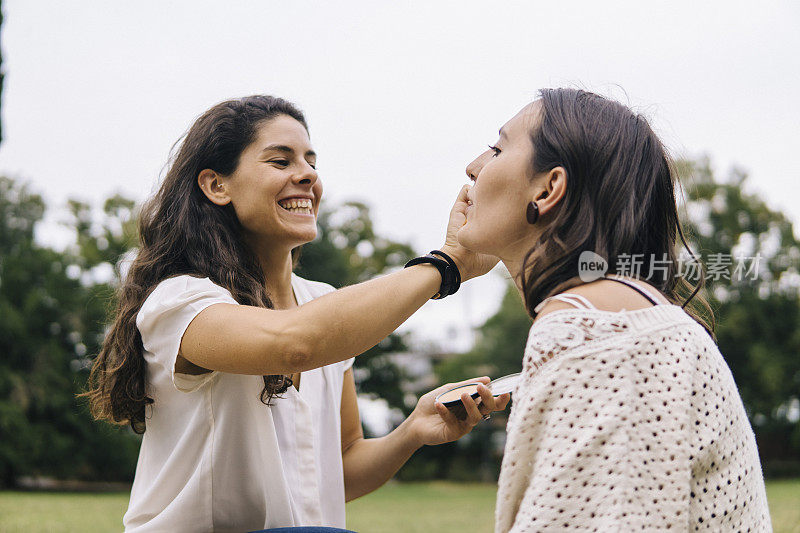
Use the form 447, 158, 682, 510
404, 251, 461, 299
429, 250, 461, 288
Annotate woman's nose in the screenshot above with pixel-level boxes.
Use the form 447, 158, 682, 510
296, 164, 318, 186
466, 157, 481, 182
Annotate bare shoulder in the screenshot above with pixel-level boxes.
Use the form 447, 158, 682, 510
568, 277, 671, 309
535, 277, 671, 323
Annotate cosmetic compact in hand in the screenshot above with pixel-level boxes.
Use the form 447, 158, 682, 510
434, 372, 520, 421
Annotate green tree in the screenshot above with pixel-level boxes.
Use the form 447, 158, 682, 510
0, 177, 140, 487
297, 201, 413, 286
66, 195, 138, 270
679, 157, 800, 471
436, 283, 530, 384
0, 0, 5, 144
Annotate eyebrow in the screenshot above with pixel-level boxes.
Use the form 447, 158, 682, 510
260, 144, 316, 158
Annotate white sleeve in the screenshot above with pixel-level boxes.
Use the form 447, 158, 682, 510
496, 326, 692, 532
136, 276, 238, 393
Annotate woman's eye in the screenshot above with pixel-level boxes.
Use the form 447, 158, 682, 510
270, 159, 290, 167
488, 144, 501, 157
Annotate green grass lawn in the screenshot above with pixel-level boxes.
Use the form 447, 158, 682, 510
0, 479, 797, 532
346, 481, 497, 533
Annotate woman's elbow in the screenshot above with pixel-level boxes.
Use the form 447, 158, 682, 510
225, 342, 312, 376
251, 310, 336, 373
282, 343, 313, 373
265, 323, 317, 373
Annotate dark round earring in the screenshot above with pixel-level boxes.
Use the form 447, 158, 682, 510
526, 202, 539, 224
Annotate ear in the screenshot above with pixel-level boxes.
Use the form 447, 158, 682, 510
197, 169, 231, 206
532, 166, 567, 217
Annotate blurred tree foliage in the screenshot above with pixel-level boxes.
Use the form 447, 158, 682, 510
435, 157, 800, 477
0, 0, 4, 144
0, 177, 140, 488
679, 157, 800, 473
436, 285, 529, 384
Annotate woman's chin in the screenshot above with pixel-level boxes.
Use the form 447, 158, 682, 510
295, 230, 317, 246
456, 226, 491, 256
278, 226, 317, 250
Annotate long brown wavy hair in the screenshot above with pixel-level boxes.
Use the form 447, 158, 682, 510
81, 95, 308, 433
520, 88, 715, 336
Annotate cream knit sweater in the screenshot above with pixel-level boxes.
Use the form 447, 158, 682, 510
495, 304, 771, 532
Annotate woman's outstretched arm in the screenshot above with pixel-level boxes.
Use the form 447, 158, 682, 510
339, 370, 510, 501
179, 185, 498, 376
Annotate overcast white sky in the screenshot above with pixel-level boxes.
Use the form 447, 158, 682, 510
1, 1, 798, 349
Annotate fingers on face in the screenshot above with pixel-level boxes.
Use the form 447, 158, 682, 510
454, 184, 473, 209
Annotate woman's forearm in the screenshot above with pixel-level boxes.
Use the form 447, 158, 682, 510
181, 264, 442, 375
289, 265, 442, 371
341, 418, 421, 501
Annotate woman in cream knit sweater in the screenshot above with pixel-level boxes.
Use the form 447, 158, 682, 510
456, 88, 771, 531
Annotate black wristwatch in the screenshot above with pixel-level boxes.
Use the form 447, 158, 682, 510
404, 250, 462, 299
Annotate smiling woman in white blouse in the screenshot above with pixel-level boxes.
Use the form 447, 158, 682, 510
457, 88, 771, 532
80, 95, 509, 533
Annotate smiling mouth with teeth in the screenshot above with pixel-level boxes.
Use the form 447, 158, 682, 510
278, 198, 314, 215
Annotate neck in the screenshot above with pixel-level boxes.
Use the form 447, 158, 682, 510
248, 239, 297, 309
503, 258, 526, 301
499, 244, 530, 301
496, 230, 542, 300
503, 250, 595, 312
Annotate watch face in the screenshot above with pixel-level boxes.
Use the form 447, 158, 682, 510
487, 372, 521, 396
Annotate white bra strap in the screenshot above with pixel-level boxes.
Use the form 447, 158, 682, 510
534, 293, 597, 314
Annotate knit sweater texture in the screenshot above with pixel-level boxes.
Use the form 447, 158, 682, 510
495, 304, 771, 532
